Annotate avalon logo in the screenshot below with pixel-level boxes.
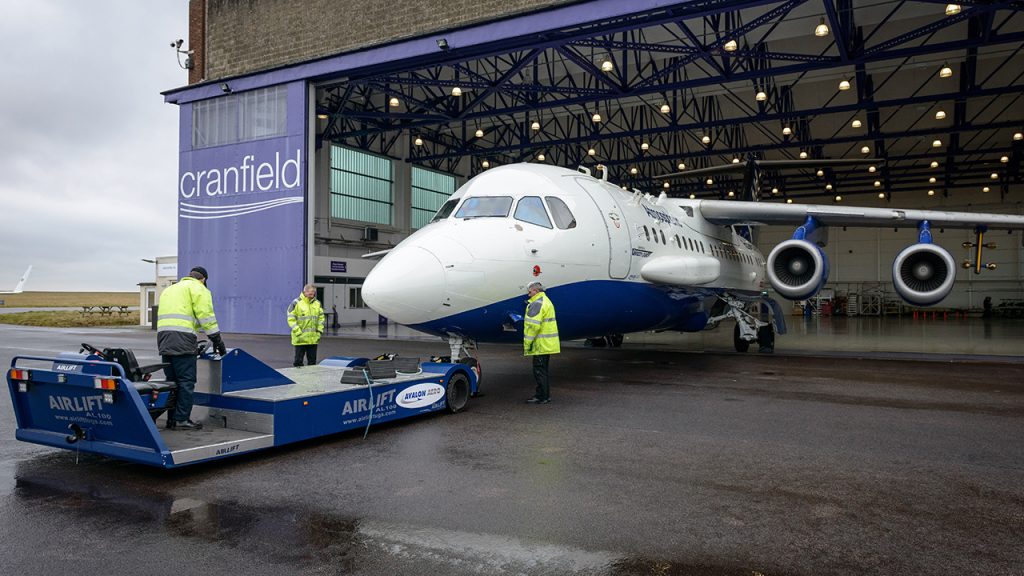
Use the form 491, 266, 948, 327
179, 149, 303, 220
396, 383, 445, 409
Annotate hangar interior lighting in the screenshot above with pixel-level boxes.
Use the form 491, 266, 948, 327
536, 153, 545, 161
878, 192, 886, 199
799, 151, 808, 159
414, 137, 423, 146
663, 181, 670, 189
851, 119, 862, 128
731, 157, 740, 164
689, 193, 696, 199
935, 110, 947, 120
1014, 132, 1023, 141
983, 186, 991, 192
826, 183, 833, 190
600, 60, 614, 72
839, 79, 851, 91
930, 161, 939, 168
755, 90, 767, 102
531, 120, 541, 131
874, 181, 881, 187
772, 187, 779, 194
861, 146, 871, 154
939, 64, 953, 78
481, 160, 490, 168
928, 189, 936, 196
786, 198, 793, 204
451, 86, 463, 96
588, 148, 597, 156
1001, 156, 1009, 163
706, 177, 714, 185
945, 4, 961, 16
815, 17, 829, 37
592, 112, 602, 122
723, 39, 738, 52
641, 142, 650, 151
932, 139, 943, 148
727, 190, 735, 197
316, 113, 328, 120
630, 167, 638, 174
782, 126, 792, 136
701, 134, 711, 144
816, 169, 825, 177
868, 165, 877, 172
929, 177, 937, 183
677, 162, 686, 170
834, 195, 842, 202
475, 128, 484, 138
990, 172, 999, 180
660, 103, 671, 113
389, 97, 400, 107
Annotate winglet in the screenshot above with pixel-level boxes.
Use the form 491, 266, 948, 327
12, 265, 32, 293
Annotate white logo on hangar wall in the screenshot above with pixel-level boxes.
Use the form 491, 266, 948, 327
396, 383, 445, 409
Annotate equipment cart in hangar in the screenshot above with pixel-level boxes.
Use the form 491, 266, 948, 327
6, 346, 476, 468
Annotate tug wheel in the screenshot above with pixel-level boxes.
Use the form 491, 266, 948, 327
445, 373, 470, 414
461, 357, 482, 394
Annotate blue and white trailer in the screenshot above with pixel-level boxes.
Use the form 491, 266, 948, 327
6, 346, 477, 468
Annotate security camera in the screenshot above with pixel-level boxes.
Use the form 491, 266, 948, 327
171, 39, 184, 49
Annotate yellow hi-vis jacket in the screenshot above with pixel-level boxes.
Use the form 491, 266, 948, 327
287, 293, 325, 346
524, 291, 560, 356
157, 276, 220, 355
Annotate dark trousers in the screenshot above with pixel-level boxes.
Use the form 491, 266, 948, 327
162, 354, 197, 424
532, 354, 550, 400
294, 344, 318, 367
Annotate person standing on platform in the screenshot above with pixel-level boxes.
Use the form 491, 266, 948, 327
523, 281, 559, 404
288, 283, 325, 367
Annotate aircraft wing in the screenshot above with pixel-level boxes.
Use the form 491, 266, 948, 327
694, 200, 1024, 231
361, 249, 392, 259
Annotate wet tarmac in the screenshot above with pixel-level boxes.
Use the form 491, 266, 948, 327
1, 323, 1022, 575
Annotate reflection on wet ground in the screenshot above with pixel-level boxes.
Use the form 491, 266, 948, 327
9, 466, 781, 576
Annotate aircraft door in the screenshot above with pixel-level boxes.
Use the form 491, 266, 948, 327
575, 178, 631, 279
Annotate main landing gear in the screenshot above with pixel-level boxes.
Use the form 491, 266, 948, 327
708, 294, 775, 354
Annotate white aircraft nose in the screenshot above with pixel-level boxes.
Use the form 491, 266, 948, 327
362, 246, 446, 325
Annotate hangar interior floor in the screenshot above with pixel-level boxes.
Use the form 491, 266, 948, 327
325, 316, 1024, 359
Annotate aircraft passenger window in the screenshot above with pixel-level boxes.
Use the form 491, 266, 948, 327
455, 196, 514, 219
659, 230, 666, 244
544, 197, 577, 229
430, 198, 459, 223
674, 235, 680, 249
643, 226, 650, 241
700, 241, 705, 253
513, 196, 553, 229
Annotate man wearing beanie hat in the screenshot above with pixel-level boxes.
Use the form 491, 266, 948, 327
156, 265, 227, 430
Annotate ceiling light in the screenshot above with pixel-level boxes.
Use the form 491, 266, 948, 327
1014, 132, 1023, 141
939, 65, 953, 78
782, 126, 792, 136
601, 60, 614, 72
851, 119, 862, 128
930, 161, 939, 168
928, 189, 936, 196
723, 39, 738, 52
834, 195, 842, 202
677, 163, 686, 170
816, 169, 825, 177
727, 190, 736, 197
689, 193, 696, 199
732, 157, 740, 164
701, 134, 711, 145
839, 79, 851, 91
414, 137, 423, 146
935, 110, 947, 120
874, 181, 881, 187
451, 86, 463, 96
706, 178, 714, 185
316, 113, 328, 120
868, 166, 877, 173
878, 192, 886, 199
663, 182, 670, 189
531, 121, 540, 131
990, 173, 999, 180
630, 167, 638, 175
660, 104, 670, 114
389, 97, 400, 107
755, 91, 767, 102
1001, 155, 1009, 163
772, 187, 779, 194
475, 129, 484, 138
537, 153, 545, 161
786, 198, 793, 204
592, 112, 602, 122
815, 17, 830, 37
945, 4, 961, 16
929, 177, 937, 183
641, 142, 650, 151
826, 183, 834, 190
481, 160, 490, 168
932, 139, 942, 148
799, 151, 808, 159
588, 148, 596, 156
861, 146, 871, 154
983, 186, 990, 192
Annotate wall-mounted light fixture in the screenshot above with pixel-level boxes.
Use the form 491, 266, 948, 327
436, 38, 449, 51
220, 83, 231, 93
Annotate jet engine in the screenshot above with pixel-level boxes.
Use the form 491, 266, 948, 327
891, 243, 955, 306
766, 239, 829, 300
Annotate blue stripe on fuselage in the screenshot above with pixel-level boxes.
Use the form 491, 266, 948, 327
409, 280, 725, 343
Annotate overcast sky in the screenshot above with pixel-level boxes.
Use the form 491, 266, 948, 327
0, 1, 188, 292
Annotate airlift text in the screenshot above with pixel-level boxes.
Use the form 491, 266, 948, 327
341, 389, 396, 415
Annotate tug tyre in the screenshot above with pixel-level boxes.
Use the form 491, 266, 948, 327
733, 323, 750, 353
445, 373, 471, 414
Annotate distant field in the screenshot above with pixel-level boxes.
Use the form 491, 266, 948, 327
0, 291, 137, 307
0, 311, 140, 328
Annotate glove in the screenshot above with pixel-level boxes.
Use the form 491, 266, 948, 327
210, 333, 227, 356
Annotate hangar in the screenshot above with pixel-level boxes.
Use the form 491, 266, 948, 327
163, 0, 1023, 337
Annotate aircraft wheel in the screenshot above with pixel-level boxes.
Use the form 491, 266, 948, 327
462, 357, 482, 395
757, 325, 775, 353
608, 334, 624, 348
445, 372, 471, 414
733, 323, 750, 353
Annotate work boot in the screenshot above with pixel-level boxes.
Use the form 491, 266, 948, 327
525, 397, 550, 404
173, 419, 203, 431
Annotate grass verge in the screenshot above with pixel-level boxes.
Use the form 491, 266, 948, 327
0, 311, 141, 328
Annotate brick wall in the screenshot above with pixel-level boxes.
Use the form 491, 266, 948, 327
199, 0, 576, 81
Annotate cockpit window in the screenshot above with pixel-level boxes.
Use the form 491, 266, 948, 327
454, 196, 513, 219
430, 198, 459, 223
513, 196, 553, 229
545, 197, 577, 229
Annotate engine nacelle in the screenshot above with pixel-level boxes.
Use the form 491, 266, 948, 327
766, 239, 830, 301
892, 243, 955, 306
